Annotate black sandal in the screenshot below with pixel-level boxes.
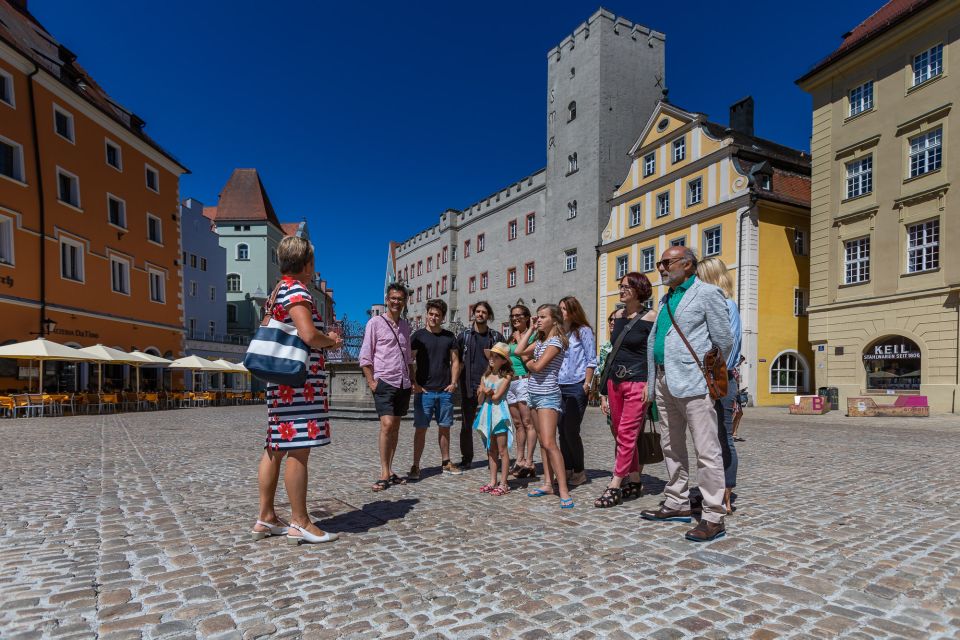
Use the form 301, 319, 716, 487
593, 486, 622, 508
517, 466, 537, 479
389, 473, 407, 486
622, 482, 643, 501
372, 479, 390, 492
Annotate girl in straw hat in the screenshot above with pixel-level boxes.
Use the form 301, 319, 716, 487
474, 342, 514, 495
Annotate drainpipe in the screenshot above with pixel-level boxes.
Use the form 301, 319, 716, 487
736, 193, 758, 310
26, 64, 47, 336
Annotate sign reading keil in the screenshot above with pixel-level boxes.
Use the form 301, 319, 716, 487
862, 343, 921, 361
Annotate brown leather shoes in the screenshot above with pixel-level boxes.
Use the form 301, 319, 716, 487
685, 519, 726, 542
640, 506, 693, 523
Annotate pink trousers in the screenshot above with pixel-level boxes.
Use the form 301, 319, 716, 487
607, 380, 647, 478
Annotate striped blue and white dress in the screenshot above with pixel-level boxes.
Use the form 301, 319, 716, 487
265, 276, 330, 450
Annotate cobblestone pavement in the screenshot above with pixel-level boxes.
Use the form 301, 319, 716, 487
1, 406, 959, 640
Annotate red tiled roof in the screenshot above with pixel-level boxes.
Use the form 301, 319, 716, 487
202, 206, 217, 220
0, 0, 187, 171
770, 169, 811, 207
797, 0, 940, 83
281, 223, 300, 237
208, 169, 282, 227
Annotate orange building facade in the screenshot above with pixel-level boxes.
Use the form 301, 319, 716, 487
0, 1, 188, 389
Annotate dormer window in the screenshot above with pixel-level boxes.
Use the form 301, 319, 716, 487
568, 101, 576, 122
759, 174, 772, 190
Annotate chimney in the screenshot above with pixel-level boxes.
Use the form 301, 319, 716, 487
729, 96, 754, 137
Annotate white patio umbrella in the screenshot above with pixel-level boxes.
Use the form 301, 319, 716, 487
78, 345, 151, 392
128, 351, 172, 393
0, 338, 108, 392
214, 360, 251, 391
167, 355, 221, 391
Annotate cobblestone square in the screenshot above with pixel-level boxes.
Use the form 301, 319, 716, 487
1, 406, 958, 639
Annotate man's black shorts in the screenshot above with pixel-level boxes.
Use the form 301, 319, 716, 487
373, 379, 412, 418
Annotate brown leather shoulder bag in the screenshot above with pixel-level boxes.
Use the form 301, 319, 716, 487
665, 302, 728, 401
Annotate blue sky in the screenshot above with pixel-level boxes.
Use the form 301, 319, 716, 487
31, 0, 880, 324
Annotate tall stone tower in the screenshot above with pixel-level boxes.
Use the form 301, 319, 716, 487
545, 9, 665, 318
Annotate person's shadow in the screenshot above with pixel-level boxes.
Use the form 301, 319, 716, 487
310, 498, 418, 534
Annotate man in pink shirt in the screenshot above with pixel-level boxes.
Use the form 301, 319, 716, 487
360, 283, 415, 492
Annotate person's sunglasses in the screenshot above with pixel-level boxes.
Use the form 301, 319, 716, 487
656, 257, 684, 269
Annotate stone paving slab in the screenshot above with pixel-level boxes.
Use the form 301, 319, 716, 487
0, 406, 958, 639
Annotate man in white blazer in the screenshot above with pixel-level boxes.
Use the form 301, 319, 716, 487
641, 246, 733, 542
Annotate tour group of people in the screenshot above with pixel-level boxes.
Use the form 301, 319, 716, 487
249, 237, 743, 545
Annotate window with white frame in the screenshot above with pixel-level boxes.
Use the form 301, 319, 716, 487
53, 105, 75, 142
641, 247, 655, 273
629, 204, 642, 227
844, 237, 870, 284
145, 165, 159, 192
451, 245, 457, 261
567, 201, 577, 219
463, 241, 470, 258
190, 254, 197, 268
672, 137, 685, 163
794, 229, 807, 256
145, 215, 163, 244
565, 249, 577, 272
148, 269, 165, 303
478, 233, 486, 251
60, 236, 84, 282
703, 227, 721, 257
849, 81, 873, 116
770, 352, 805, 393
57, 168, 80, 207
451, 274, 457, 290
909, 128, 942, 177
845, 156, 873, 198
427, 256, 432, 272
480, 272, 488, 289
907, 219, 939, 273
508, 220, 517, 240
226, 273, 241, 292
687, 177, 702, 205
567, 153, 578, 173
567, 101, 576, 122
110, 256, 130, 294
507, 268, 516, 288
468, 277, 476, 293
670, 237, 686, 247
656, 192, 670, 217
105, 139, 122, 170
525, 262, 535, 283
526, 213, 535, 234
0, 69, 13, 107
200, 257, 207, 271
912, 44, 943, 86
0, 135, 25, 182
107, 195, 126, 228
427, 283, 433, 297
237, 243, 249, 260
794, 289, 808, 317
643, 152, 655, 177
616, 254, 628, 279
759, 173, 772, 190
0, 215, 14, 266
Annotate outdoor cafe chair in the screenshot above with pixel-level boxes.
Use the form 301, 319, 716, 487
140, 392, 160, 411
121, 392, 139, 412
0, 395, 14, 418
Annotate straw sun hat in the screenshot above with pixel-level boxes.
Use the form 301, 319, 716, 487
483, 342, 511, 360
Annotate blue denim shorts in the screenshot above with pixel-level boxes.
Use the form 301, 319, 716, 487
413, 390, 454, 428
527, 390, 562, 412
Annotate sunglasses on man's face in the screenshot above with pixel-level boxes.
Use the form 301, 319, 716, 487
656, 257, 685, 269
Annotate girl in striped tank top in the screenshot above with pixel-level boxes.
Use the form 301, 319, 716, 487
515, 304, 573, 508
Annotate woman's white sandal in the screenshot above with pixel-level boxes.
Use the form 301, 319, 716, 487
250, 519, 289, 541
286, 523, 339, 545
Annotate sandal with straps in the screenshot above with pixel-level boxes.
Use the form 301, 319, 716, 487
250, 519, 289, 541
622, 482, 643, 501
491, 484, 510, 496
594, 486, 623, 508
286, 522, 339, 545
371, 479, 391, 492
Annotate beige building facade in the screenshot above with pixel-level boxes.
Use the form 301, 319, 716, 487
797, 0, 959, 412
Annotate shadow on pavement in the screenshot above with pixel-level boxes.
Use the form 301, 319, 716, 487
312, 498, 418, 533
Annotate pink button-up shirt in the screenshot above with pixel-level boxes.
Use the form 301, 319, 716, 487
359, 314, 413, 389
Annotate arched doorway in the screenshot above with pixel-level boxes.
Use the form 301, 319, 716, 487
769, 351, 808, 394
863, 336, 921, 391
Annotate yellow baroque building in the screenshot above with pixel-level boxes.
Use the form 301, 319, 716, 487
597, 100, 813, 406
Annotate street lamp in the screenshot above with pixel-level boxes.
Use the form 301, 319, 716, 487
30, 317, 57, 337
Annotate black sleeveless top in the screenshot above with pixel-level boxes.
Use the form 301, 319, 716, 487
608, 317, 654, 383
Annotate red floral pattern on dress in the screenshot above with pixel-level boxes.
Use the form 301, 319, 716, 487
272, 305, 288, 322
288, 294, 305, 305
278, 422, 296, 441
303, 382, 315, 404
310, 362, 320, 375
279, 385, 295, 404
306, 419, 320, 440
